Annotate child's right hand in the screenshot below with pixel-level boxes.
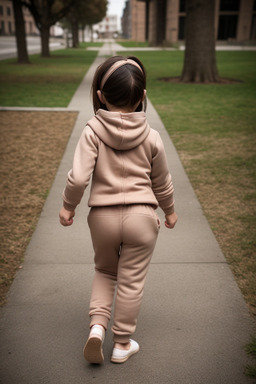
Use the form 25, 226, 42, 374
59, 207, 75, 227
165, 212, 178, 229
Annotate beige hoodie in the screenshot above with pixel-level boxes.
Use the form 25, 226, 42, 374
63, 109, 174, 214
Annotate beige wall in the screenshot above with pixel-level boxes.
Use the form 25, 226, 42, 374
165, 0, 179, 43
131, 0, 146, 41
237, 0, 254, 41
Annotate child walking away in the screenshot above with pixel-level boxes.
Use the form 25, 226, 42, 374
59, 56, 178, 364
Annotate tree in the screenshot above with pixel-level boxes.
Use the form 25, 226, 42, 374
180, 0, 220, 83
65, 5, 80, 48
82, 0, 107, 27
22, 0, 75, 57
66, 0, 107, 47
83, 0, 107, 43
12, 0, 30, 64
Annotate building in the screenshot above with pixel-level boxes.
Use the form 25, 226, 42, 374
122, 0, 256, 44
122, 0, 131, 39
0, 0, 38, 35
122, 0, 146, 41
0, 0, 63, 37
94, 15, 118, 39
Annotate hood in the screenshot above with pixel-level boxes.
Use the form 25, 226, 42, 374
87, 109, 150, 150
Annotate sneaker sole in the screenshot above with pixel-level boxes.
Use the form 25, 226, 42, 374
83, 336, 104, 364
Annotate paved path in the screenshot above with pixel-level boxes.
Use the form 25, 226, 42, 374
0, 43, 255, 384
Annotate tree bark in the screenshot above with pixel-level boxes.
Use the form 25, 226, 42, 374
71, 20, 79, 48
180, 0, 220, 83
12, 0, 30, 64
41, 25, 50, 57
81, 24, 85, 43
90, 25, 94, 42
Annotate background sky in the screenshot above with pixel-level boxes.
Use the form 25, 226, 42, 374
107, 0, 126, 17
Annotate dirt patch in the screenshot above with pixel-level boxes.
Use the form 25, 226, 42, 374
158, 77, 243, 84
0, 111, 78, 305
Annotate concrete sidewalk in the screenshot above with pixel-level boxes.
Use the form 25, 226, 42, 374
0, 43, 255, 384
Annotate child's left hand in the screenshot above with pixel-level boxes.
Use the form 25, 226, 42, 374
59, 207, 75, 226
165, 212, 178, 229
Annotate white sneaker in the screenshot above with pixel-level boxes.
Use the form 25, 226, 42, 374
111, 339, 139, 363
83, 325, 105, 364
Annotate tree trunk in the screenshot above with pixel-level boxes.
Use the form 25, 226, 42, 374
90, 25, 94, 42
41, 25, 50, 57
71, 20, 79, 48
12, 0, 30, 64
180, 0, 220, 83
81, 24, 85, 43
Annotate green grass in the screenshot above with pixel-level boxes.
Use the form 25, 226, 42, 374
117, 40, 150, 48
118, 49, 256, 315
0, 48, 98, 107
245, 336, 256, 378
133, 51, 256, 129
79, 42, 103, 49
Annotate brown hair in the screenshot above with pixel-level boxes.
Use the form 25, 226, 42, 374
91, 56, 147, 113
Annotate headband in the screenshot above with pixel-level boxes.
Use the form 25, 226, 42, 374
100, 59, 143, 90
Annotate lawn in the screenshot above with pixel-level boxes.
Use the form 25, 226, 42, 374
0, 48, 98, 107
118, 49, 256, 315
117, 40, 150, 48
80, 42, 104, 48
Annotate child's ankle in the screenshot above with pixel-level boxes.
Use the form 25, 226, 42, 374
91, 324, 105, 331
114, 341, 130, 350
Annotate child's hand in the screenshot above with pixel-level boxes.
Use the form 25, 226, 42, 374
165, 212, 178, 229
59, 207, 75, 226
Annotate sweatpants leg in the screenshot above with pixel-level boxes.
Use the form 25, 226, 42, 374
112, 205, 159, 343
89, 271, 116, 330
87, 205, 160, 342
88, 207, 121, 330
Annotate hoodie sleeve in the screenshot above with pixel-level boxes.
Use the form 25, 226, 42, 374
62, 125, 98, 211
151, 132, 175, 215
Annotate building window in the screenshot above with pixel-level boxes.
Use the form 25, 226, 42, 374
0, 6, 3, 15
0, 21, 5, 34
179, 0, 186, 12
219, 0, 240, 12
218, 15, 238, 39
8, 21, 12, 34
7, 6, 11, 16
251, 14, 256, 39
178, 16, 185, 40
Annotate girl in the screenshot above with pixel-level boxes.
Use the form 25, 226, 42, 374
59, 56, 178, 364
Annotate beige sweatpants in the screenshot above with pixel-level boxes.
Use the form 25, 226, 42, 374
87, 204, 160, 343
